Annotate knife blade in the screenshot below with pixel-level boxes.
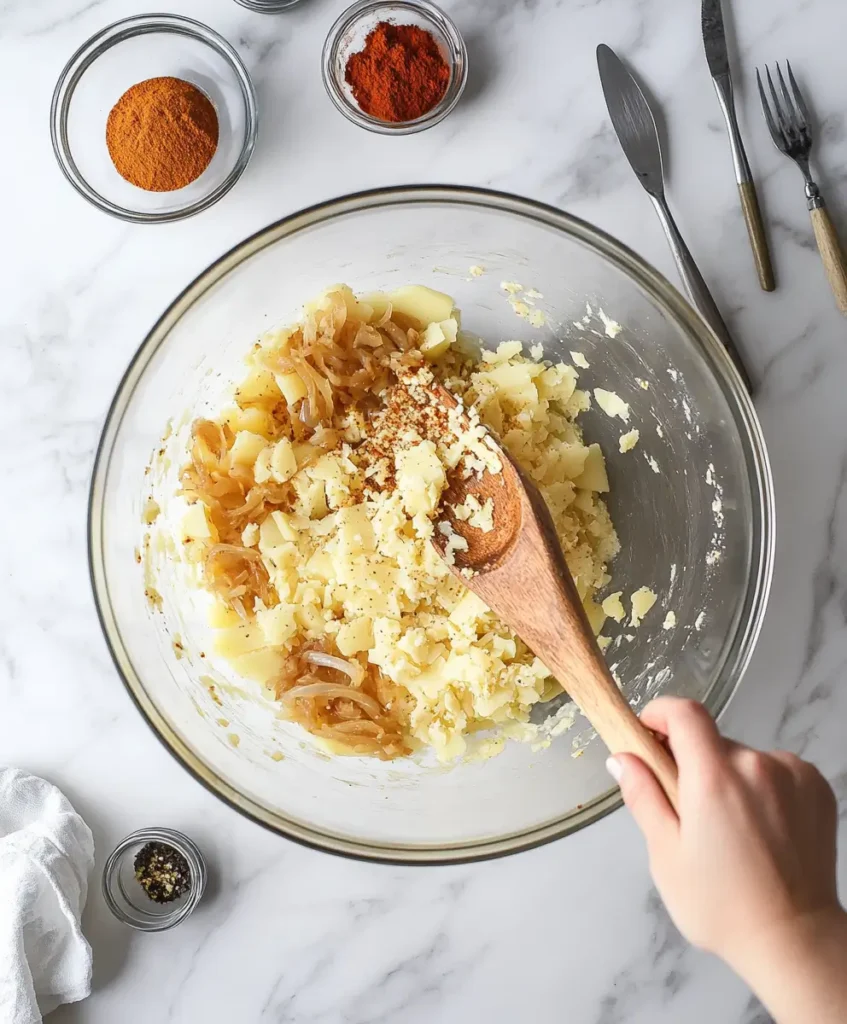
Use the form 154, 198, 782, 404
701, 0, 775, 290
596, 43, 664, 199
596, 43, 754, 391
702, 0, 730, 78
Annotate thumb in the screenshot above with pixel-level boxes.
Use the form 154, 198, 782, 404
608, 753, 678, 849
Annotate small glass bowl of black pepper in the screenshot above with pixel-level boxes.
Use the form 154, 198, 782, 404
103, 828, 207, 931
50, 14, 258, 223
322, 0, 468, 135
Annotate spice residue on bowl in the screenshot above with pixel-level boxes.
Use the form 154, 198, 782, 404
106, 77, 219, 192
345, 22, 450, 122
134, 840, 191, 903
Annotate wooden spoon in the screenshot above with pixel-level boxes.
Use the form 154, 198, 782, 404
431, 389, 679, 810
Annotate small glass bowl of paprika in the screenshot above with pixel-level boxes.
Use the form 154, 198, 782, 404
322, 0, 468, 135
50, 14, 258, 224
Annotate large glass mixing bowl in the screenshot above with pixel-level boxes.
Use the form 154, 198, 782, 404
90, 187, 774, 863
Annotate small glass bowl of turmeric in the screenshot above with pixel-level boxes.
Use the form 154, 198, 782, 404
322, 0, 468, 135
50, 14, 258, 224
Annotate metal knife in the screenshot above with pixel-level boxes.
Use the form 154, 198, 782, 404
702, 0, 775, 291
596, 43, 753, 393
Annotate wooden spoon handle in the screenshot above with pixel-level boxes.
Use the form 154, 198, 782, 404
587, 674, 679, 811
548, 645, 679, 812
516, 478, 680, 810
458, 455, 680, 811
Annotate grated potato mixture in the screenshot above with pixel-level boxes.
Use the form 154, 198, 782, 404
176, 286, 619, 762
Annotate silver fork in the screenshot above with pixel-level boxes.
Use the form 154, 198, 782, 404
757, 62, 847, 314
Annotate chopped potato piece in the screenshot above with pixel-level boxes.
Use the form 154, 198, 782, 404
276, 371, 307, 406
270, 439, 297, 482
630, 587, 657, 627
395, 441, 446, 516
573, 443, 609, 492
257, 604, 298, 647
232, 649, 287, 682
619, 429, 640, 453
557, 443, 591, 481
181, 503, 216, 544
601, 592, 625, 623
365, 285, 455, 327
229, 431, 268, 468
483, 341, 523, 364
420, 317, 458, 360
214, 624, 268, 658
222, 405, 275, 438
594, 388, 630, 422
237, 368, 281, 407
336, 617, 374, 656
583, 597, 607, 635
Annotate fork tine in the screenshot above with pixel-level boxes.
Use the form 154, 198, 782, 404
776, 63, 801, 133
786, 60, 811, 129
757, 67, 784, 150
766, 65, 792, 141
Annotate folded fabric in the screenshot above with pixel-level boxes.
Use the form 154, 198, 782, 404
0, 768, 95, 1024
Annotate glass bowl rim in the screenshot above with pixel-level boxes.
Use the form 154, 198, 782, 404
88, 184, 775, 864
49, 13, 259, 225
234, 0, 309, 9
321, 0, 469, 135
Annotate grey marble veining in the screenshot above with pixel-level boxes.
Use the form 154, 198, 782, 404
1, 0, 846, 1021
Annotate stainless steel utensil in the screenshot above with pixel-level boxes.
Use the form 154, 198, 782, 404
597, 43, 753, 392
702, 0, 774, 291
756, 62, 847, 315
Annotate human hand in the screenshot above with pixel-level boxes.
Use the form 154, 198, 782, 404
607, 697, 841, 975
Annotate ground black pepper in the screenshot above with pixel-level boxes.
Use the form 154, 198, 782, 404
134, 841, 192, 903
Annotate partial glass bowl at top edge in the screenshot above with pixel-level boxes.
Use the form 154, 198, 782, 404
322, 0, 468, 134
50, 14, 258, 224
89, 186, 774, 864
234, 0, 308, 10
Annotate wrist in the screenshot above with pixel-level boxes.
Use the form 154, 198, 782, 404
728, 906, 847, 1016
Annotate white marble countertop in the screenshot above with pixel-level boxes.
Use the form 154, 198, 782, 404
3, 0, 846, 1020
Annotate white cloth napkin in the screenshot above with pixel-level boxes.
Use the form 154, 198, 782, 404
0, 768, 94, 1024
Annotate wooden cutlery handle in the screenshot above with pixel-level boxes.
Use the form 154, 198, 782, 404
739, 181, 775, 292
810, 206, 847, 315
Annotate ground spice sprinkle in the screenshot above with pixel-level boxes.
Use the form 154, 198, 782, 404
344, 21, 450, 122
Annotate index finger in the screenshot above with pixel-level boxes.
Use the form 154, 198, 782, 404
640, 697, 724, 773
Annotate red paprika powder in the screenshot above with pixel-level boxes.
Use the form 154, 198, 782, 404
345, 22, 450, 123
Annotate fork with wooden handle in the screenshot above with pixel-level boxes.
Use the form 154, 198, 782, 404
757, 62, 847, 314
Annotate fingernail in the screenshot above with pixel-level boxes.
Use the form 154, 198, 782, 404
606, 756, 623, 782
